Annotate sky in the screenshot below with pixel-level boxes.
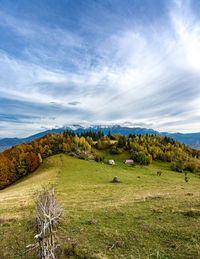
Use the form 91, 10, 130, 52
0, 0, 200, 137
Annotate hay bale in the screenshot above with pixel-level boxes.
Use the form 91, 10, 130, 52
110, 176, 122, 183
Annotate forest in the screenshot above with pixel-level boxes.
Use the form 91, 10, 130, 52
0, 130, 199, 190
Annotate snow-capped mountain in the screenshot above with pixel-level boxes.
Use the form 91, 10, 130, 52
0, 123, 200, 152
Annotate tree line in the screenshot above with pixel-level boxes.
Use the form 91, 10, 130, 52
95, 133, 200, 171
0, 131, 200, 189
0, 132, 93, 189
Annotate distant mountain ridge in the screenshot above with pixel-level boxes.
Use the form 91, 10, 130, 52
0, 124, 200, 151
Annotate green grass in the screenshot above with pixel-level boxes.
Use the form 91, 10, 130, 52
0, 152, 200, 258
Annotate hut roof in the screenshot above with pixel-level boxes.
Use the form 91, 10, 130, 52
124, 160, 134, 164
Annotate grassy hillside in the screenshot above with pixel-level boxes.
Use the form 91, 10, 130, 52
0, 153, 200, 258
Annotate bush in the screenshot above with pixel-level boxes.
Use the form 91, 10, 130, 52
79, 153, 88, 160
185, 162, 198, 173
110, 146, 123, 154
130, 150, 138, 160
147, 154, 152, 164
157, 171, 162, 176
170, 162, 177, 171
136, 151, 147, 165
95, 154, 104, 162
176, 160, 184, 172
171, 160, 184, 172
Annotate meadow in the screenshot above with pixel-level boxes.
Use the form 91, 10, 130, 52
0, 152, 200, 258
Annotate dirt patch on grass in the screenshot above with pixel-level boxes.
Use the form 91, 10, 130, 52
0, 216, 19, 225
145, 195, 163, 201
174, 209, 200, 218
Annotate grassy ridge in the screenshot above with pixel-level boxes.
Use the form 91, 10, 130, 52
0, 153, 200, 258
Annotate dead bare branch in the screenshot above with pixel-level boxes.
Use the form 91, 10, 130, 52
28, 187, 63, 259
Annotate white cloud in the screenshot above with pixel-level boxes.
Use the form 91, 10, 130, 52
0, 0, 200, 137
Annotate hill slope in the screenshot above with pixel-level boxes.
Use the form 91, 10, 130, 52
1, 153, 200, 258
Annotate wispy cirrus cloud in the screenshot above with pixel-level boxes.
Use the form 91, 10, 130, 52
0, 0, 200, 137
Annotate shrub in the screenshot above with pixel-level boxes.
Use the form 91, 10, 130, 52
171, 160, 184, 172
95, 154, 104, 162
185, 162, 198, 173
136, 151, 147, 165
130, 150, 138, 160
78, 152, 89, 160
157, 171, 162, 176
110, 146, 123, 154
147, 154, 153, 164
170, 162, 177, 171
34, 188, 63, 258
176, 160, 184, 172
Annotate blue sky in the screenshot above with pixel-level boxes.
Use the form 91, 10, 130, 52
0, 0, 200, 137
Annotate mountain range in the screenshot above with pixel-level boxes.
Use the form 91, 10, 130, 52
0, 124, 200, 152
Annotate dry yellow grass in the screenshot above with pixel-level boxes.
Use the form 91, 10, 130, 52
0, 154, 200, 258
0, 156, 60, 218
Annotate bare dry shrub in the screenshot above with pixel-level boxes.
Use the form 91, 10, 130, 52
28, 187, 63, 259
